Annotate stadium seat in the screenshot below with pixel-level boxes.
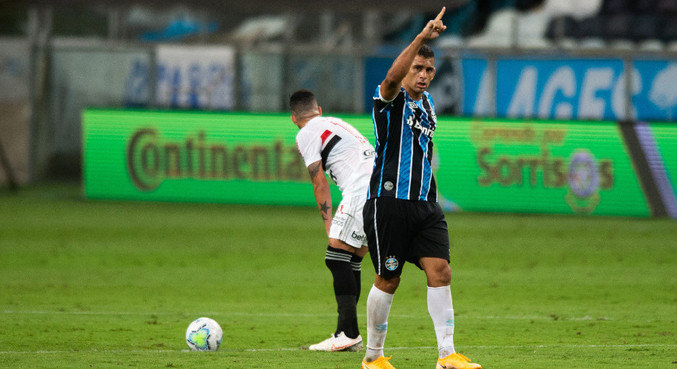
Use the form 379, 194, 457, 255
544, 15, 577, 40
601, 0, 631, 14
533, 0, 603, 47
573, 16, 606, 48
575, 16, 605, 40
630, 15, 661, 42
515, 0, 545, 11
638, 39, 665, 51
435, 34, 464, 48
634, 0, 659, 14
546, 0, 603, 20
515, 2, 555, 48
660, 16, 677, 42
231, 15, 287, 44
658, 0, 677, 13
604, 14, 632, 41
465, 8, 516, 47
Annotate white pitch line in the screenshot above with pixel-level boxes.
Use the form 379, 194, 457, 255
0, 310, 617, 321
1, 344, 675, 355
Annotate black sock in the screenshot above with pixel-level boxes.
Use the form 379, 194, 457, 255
335, 295, 358, 339
350, 254, 363, 303
325, 246, 359, 338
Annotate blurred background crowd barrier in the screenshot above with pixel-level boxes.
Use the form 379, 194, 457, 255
1, 0, 676, 198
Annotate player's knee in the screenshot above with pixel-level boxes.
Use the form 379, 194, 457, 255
428, 264, 451, 286
355, 245, 369, 258
325, 245, 352, 269
437, 268, 452, 285
421, 258, 451, 286
375, 274, 400, 293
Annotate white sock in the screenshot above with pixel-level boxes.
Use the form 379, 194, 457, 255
427, 285, 455, 358
364, 285, 394, 362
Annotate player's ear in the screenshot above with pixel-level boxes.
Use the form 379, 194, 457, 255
318, 106, 323, 116
290, 114, 297, 124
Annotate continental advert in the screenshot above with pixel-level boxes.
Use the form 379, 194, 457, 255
83, 110, 676, 217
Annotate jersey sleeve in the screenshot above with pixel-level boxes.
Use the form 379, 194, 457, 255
373, 85, 397, 113
295, 127, 322, 168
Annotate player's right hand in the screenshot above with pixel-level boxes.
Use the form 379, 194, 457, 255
420, 7, 447, 40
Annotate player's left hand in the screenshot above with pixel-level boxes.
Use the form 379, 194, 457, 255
420, 7, 447, 40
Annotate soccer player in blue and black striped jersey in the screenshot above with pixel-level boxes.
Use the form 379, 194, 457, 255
361, 7, 481, 369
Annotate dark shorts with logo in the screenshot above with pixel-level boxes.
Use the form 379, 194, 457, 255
363, 197, 450, 279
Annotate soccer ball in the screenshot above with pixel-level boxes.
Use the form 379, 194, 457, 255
185, 317, 223, 351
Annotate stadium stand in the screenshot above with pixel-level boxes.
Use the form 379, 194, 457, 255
541, 0, 677, 49
658, 0, 677, 13
462, 0, 604, 48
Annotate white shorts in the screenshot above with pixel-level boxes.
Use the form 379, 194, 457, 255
329, 193, 368, 248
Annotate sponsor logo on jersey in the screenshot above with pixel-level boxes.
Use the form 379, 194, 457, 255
332, 218, 346, 227
351, 231, 367, 242
406, 115, 435, 138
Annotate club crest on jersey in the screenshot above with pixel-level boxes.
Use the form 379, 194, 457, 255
385, 257, 398, 271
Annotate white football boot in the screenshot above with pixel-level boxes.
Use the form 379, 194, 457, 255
307, 332, 363, 352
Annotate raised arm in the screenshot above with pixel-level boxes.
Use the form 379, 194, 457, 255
307, 160, 332, 236
380, 7, 447, 101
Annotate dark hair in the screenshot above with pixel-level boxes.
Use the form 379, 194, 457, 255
289, 89, 317, 115
418, 44, 435, 59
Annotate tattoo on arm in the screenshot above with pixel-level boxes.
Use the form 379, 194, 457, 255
308, 162, 322, 179
308, 161, 330, 224
319, 201, 330, 219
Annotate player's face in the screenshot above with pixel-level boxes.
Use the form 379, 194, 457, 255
402, 55, 436, 99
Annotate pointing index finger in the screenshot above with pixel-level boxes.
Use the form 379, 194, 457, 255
434, 7, 446, 21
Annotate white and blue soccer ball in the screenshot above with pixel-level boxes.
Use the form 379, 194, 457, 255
185, 317, 223, 351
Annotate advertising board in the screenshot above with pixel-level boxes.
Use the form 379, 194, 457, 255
84, 109, 676, 218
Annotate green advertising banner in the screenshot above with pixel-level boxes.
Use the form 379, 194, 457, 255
84, 109, 675, 217
433, 118, 651, 217
83, 109, 373, 206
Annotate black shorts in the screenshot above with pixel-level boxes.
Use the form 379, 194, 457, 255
363, 197, 450, 278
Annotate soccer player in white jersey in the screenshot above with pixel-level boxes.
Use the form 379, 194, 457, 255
290, 89, 375, 352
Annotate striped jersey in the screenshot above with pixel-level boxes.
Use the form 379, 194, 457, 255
296, 116, 375, 196
367, 86, 438, 202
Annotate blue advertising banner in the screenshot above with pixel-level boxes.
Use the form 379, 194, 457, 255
460, 58, 489, 116
457, 57, 677, 122
633, 61, 677, 121
495, 58, 626, 121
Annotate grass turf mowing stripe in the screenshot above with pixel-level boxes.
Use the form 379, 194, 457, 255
2, 310, 620, 321
2, 343, 675, 355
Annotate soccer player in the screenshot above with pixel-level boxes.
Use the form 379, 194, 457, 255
361, 7, 481, 369
289, 89, 375, 352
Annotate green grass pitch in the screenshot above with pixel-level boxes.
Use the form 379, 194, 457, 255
1, 183, 675, 368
